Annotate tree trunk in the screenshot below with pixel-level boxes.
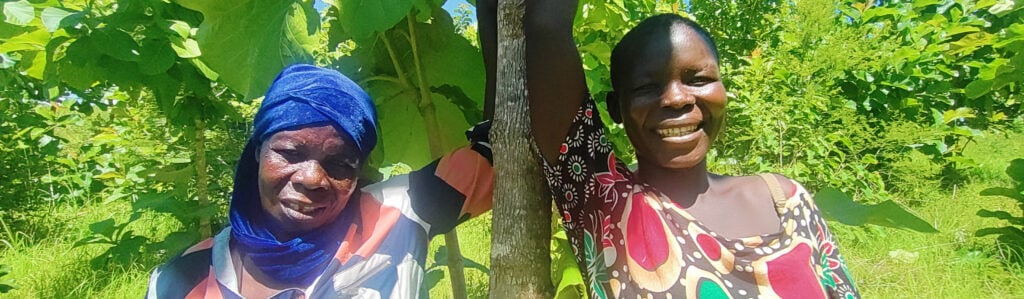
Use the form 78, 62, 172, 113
489, 0, 554, 297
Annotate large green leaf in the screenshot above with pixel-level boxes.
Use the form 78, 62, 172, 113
363, 80, 471, 169
91, 28, 141, 62
414, 7, 485, 103
329, 0, 416, 39
173, 0, 319, 98
138, 38, 176, 75
815, 188, 939, 233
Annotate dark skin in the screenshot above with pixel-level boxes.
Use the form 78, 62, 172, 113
479, 1, 790, 239
237, 124, 361, 297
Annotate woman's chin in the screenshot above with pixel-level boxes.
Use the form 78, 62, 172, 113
267, 206, 337, 239
660, 154, 705, 170
651, 144, 709, 170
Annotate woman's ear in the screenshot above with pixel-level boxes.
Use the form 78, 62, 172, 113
254, 144, 262, 163
606, 91, 623, 124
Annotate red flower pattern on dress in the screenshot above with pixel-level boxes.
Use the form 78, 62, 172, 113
541, 99, 860, 298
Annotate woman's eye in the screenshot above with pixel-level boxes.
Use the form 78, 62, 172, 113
325, 157, 359, 177
633, 84, 660, 94
688, 76, 715, 86
276, 148, 302, 160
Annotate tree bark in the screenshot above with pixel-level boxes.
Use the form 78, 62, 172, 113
489, 0, 554, 297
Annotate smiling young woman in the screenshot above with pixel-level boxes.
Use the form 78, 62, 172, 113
477, 0, 862, 297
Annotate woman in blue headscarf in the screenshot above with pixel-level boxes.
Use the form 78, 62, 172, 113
146, 64, 494, 298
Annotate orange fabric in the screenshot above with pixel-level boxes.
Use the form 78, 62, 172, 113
334, 224, 361, 264
353, 193, 400, 258
435, 147, 494, 217
182, 238, 214, 256
184, 267, 222, 299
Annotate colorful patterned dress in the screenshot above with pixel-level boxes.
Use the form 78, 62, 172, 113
541, 100, 860, 298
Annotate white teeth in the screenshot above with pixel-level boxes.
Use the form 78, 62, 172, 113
284, 202, 318, 214
657, 126, 697, 137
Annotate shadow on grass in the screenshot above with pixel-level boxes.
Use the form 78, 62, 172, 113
976, 158, 1024, 269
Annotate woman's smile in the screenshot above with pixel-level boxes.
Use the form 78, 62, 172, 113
279, 198, 327, 218
656, 125, 699, 138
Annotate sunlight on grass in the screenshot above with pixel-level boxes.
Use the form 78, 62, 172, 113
842, 130, 1024, 297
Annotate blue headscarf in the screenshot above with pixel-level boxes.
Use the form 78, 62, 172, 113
229, 64, 378, 286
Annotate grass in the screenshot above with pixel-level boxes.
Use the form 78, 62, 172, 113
2, 129, 1023, 298
0, 201, 173, 298
426, 213, 493, 298
840, 128, 1024, 297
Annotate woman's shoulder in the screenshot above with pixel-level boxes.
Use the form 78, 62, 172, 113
722, 173, 801, 199
147, 238, 217, 298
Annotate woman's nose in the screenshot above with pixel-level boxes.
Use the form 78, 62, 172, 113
293, 160, 329, 191
661, 81, 694, 109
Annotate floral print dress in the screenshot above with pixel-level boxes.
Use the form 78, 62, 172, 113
541, 100, 860, 298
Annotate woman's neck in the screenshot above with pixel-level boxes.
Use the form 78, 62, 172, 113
637, 158, 712, 208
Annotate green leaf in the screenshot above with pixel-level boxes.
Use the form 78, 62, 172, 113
0, 27, 48, 53
942, 107, 975, 124
365, 80, 431, 168
39, 7, 72, 32
989, 0, 1016, 16
331, 0, 415, 39
23, 48, 45, 79
551, 231, 586, 299
174, 0, 318, 98
169, 36, 201, 58
815, 188, 939, 233
415, 8, 485, 102
91, 28, 141, 62
150, 164, 194, 185
862, 7, 899, 21
138, 39, 176, 75
3, 0, 34, 26
946, 25, 980, 36
163, 20, 192, 38
188, 58, 219, 81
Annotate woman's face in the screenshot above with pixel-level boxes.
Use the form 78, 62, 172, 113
257, 124, 361, 239
613, 24, 726, 169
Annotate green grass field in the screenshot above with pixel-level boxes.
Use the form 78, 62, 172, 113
2, 129, 1023, 298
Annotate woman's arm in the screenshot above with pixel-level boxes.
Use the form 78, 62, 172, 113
479, 0, 587, 164
525, 0, 587, 164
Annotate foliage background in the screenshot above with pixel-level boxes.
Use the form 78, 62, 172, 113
1, 0, 1023, 297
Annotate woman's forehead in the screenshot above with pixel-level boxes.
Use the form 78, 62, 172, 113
264, 125, 357, 153
618, 28, 717, 77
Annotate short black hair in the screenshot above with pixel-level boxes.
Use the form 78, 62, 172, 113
610, 14, 720, 89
